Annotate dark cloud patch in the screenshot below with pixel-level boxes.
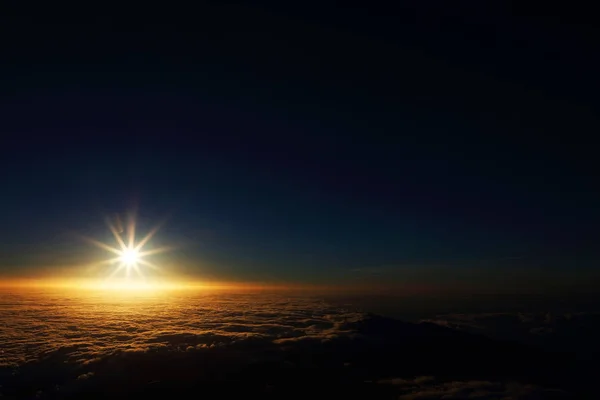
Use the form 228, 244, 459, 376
422, 311, 600, 360
0, 291, 592, 399
378, 376, 570, 399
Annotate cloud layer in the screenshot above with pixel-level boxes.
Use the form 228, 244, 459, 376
0, 290, 361, 368
378, 376, 569, 399
0, 290, 585, 399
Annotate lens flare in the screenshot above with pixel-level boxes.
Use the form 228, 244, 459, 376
82, 214, 171, 281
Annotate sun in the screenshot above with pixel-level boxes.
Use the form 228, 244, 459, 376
83, 213, 171, 280
120, 248, 140, 266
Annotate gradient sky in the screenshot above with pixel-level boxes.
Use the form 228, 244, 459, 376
1, 3, 598, 290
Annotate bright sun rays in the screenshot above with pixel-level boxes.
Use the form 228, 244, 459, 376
82, 214, 171, 281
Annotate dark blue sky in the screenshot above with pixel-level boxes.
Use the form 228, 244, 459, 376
1, 3, 598, 288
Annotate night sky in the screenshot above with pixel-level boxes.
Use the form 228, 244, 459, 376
1, 3, 598, 291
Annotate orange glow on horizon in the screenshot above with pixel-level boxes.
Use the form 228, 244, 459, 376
0, 213, 389, 296
0, 277, 347, 294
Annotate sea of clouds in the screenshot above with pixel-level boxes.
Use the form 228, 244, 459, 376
0, 290, 362, 368
0, 290, 575, 399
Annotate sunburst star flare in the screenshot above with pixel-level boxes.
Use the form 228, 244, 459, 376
82, 215, 171, 280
